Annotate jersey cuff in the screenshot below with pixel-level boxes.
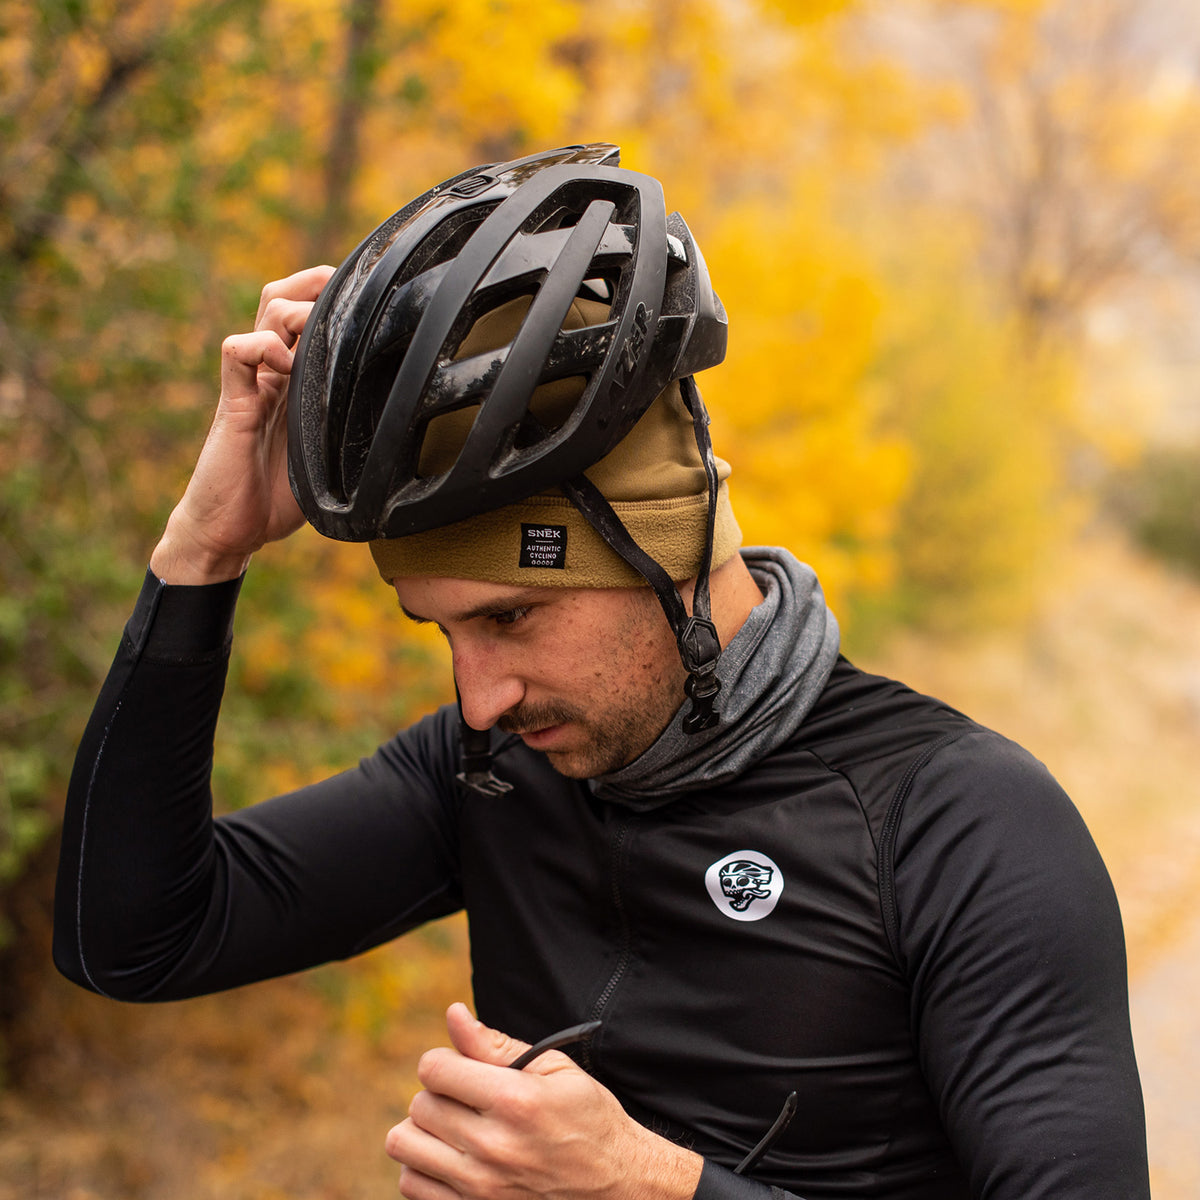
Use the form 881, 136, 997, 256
125, 567, 244, 662
693, 1160, 800, 1200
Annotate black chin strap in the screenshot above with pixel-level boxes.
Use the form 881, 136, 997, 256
456, 685, 514, 796
561, 375, 722, 735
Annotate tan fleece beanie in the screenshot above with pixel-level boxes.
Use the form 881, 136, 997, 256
369, 297, 741, 588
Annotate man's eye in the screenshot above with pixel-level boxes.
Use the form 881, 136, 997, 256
491, 606, 530, 627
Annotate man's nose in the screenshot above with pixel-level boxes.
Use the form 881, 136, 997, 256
452, 643, 525, 731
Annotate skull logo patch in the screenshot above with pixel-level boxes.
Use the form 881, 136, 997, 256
705, 850, 783, 921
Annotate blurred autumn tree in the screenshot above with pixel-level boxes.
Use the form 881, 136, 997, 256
842, 0, 1200, 627
1, 0, 261, 909
2, 0, 1196, 1062
0, 0, 904, 947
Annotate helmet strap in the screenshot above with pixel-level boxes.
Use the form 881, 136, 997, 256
560, 375, 722, 734
455, 686, 514, 797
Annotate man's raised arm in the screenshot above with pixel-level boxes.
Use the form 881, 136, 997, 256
150, 265, 334, 584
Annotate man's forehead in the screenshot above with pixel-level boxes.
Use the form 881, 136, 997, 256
391, 575, 561, 624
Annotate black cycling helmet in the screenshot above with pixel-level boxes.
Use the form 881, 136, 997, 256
288, 144, 730, 749
287, 142, 726, 540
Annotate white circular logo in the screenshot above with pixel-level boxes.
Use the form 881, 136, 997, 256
705, 850, 784, 921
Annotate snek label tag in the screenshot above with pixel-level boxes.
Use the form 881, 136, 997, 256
520, 524, 567, 569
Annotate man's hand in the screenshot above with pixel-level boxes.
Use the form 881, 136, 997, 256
386, 1003, 703, 1200
150, 264, 335, 584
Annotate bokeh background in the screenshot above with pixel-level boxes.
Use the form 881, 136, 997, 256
2, 0, 1199, 1195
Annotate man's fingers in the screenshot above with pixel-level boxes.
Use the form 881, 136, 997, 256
408, 1088, 478, 1152
393, 1010, 669, 1200
445, 1002, 532, 1069
417, 1047, 517, 1114
424, 1005, 583, 1112
387, 1116, 475, 1196
255, 264, 335, 326
219, 330, 294, 400
397, 1165, 461, 1200
255, 296, 317, 346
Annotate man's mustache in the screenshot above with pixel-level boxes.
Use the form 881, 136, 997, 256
496, 700, 585, 735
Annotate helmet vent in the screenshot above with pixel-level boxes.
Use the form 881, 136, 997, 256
418, 404, 481, 478
405, 205, 499, 281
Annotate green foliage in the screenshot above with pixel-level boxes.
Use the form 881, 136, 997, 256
1110, 447, 1200, 579
0, 386, 160, 898
0, 0, 273, 907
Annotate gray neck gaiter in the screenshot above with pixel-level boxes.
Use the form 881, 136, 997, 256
590, 547, 840, 811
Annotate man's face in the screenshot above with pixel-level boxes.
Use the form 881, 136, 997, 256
392, 575, 687, 778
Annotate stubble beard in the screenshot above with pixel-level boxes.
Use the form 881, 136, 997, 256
494, 588, 687, 779
497, 697, 673, 780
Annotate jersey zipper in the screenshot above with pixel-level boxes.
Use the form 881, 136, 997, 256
581, 813, 633, 1074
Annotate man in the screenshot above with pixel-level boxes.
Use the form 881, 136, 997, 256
54, 145, 1149, 1199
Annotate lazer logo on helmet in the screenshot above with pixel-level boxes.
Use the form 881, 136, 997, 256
611, 302, 651, 391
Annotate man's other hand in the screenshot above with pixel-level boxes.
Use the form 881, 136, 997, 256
385, 1002, 703, 1200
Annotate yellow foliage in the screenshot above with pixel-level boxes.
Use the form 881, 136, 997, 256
762, 0, 853, 22
8, 0, 1168, 742
872, 235, 1081, 629
699, 189, 912, 611
562, 0, 923, 198
10, 3, 1200, 1194
238, 626, 293, 696
401, 0, 582, 141
936, 0, 1048, 14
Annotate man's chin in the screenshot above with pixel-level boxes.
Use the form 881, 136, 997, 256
543, 754, 590, 779
540, 741, 629, 781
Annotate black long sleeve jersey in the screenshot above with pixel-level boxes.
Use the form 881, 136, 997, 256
54, 571, 1149, 1200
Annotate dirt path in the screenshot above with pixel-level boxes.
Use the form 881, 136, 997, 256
1131, 907, 1200, 1197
